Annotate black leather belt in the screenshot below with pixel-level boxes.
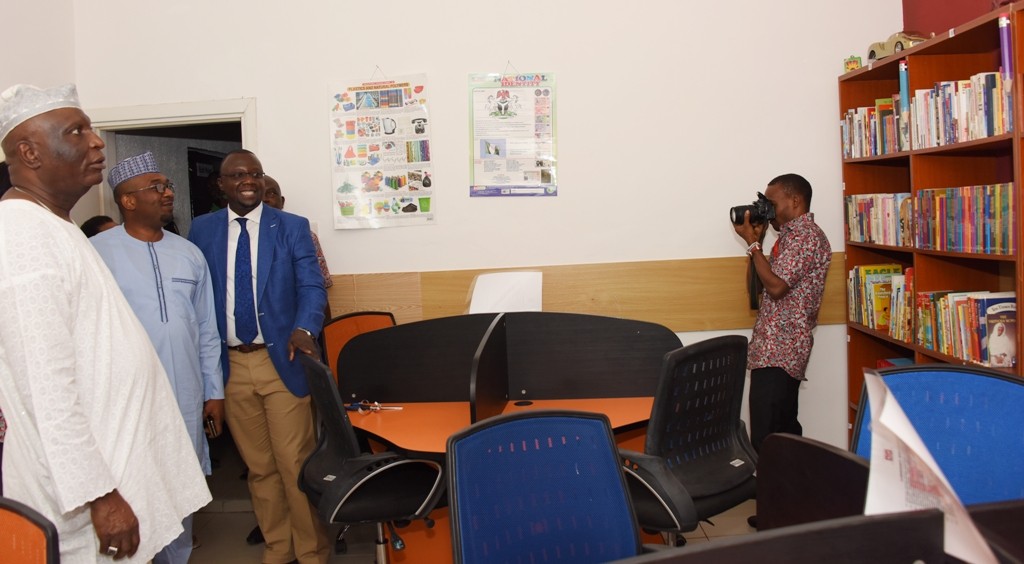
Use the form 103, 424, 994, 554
228, 343, 267, 353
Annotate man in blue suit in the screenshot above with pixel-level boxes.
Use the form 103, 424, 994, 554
189, 149, 329, 564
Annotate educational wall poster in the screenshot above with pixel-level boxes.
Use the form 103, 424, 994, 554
469, 72, 557, 197
329, 74, 435, 229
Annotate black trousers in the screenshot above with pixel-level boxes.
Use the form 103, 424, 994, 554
749, 366, 802, 452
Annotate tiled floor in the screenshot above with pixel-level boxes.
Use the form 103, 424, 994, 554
191, 433, 756, 563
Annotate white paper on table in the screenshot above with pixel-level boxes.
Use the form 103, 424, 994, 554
468, 271, 542, 314
862, 368, 996, 564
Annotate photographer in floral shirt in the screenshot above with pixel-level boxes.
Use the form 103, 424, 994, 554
733, 173, 831, 454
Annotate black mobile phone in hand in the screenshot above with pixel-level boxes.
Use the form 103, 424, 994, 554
205, 416, 219, 438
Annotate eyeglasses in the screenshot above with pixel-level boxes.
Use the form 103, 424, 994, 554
223, 171, 266, 181
125, 181, 174, 195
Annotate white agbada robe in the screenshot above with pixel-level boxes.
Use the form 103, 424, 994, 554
0, 200, 211, 563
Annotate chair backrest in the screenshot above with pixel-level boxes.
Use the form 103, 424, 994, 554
647, 335, 755, 498
322, 311, 396, 380
756, 433, 869, 530
447, 410, 642, 564
851, 364, 1024, 504
504, 312, 682, 400
299, 352, 362, 462
0, 496, 59, 564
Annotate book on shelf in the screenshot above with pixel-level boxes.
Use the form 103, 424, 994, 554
898, 194, 914, 247
849, 264, 902, 330
889, 268, 915, 343
871, 282, 893, 333
986, 301, 1016, 368
998, 14, 1014, 132
875, 98, 896, 155
898, 59, 911, 151
976, 292, 1017, 367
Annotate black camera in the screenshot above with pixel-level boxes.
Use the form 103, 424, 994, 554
730, 192, 776, 226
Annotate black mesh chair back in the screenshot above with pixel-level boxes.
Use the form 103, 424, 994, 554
297, 353, 444, 528
649, 335, 756, 506
621, 335, 756, 538
447, 410, 643, 564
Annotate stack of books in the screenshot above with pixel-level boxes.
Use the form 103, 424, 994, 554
845, 192, 913, 246
915, 183, 1016, 254
915, 290, 1016, 367
840, 44, 1014, 159
848, 264, 903, 332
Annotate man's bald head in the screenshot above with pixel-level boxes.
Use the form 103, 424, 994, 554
262, 175, 285, 210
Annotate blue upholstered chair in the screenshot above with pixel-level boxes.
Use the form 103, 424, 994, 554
447, 410, 645, 564
851, 364, 1024, 504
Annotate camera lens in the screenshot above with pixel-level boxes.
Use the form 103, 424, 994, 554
730, 205, 753, 226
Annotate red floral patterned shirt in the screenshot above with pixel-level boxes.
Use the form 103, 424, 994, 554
311, 231, 334, 289
748, 213, 831, 380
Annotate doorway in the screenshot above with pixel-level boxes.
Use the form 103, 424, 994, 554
82, 98, 257, 234
112, 124, 241, 236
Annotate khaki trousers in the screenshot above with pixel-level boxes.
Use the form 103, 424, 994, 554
227, 349, 328, 564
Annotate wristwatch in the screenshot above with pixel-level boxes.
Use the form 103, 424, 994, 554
746, 241, 762, 257
295, 327, 314, 339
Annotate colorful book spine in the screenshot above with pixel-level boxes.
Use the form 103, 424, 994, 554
898, 60, 911, 150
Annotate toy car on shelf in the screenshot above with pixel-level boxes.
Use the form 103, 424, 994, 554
867, 31, 932, 61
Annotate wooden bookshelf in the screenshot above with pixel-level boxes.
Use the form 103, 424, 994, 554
840, 3, 1023, 440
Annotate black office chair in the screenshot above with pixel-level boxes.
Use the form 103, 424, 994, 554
447, 410, 648, 564
621, 335, 756, 544
296, 353, 445, 561
0, 496, 59, 564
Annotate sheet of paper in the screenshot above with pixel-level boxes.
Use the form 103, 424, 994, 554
862, 368, 996, 563
468, 272, 542, 314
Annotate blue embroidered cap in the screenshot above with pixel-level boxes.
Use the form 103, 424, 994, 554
108, 151, 160, 190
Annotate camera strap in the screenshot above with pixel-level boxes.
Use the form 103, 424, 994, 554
748, 261, 763, 310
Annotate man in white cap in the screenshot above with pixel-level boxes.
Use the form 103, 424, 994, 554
0, 84, 211, 562
91, 151, 225, 564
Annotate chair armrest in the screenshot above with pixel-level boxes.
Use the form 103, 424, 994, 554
315, 451, 405, 520
620, 449, 698, 533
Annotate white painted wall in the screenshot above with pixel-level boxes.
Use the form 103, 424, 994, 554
11, 0, 905, 447
680, 326, 850, 449
0, 0, 76, 99
0, 0, 81, 204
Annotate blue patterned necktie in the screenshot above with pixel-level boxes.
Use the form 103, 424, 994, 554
234, 217, 257, 343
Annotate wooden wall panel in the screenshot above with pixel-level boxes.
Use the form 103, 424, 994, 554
327, 253, 846, 332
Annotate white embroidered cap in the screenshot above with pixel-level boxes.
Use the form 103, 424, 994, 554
0, 84, 81, 143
